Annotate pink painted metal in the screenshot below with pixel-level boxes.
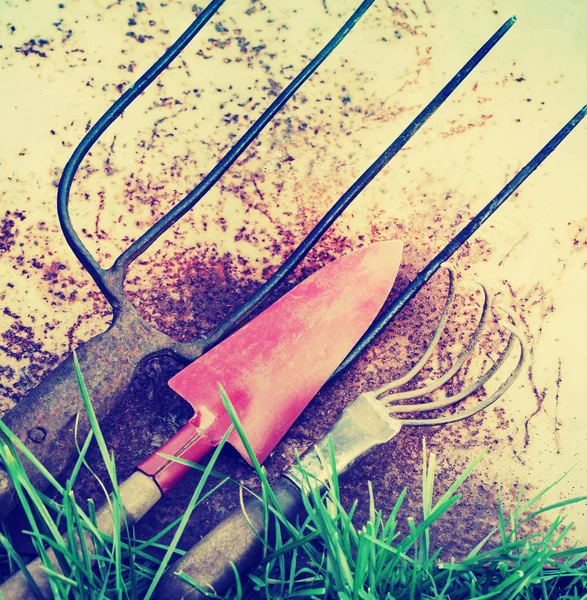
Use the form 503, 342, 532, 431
138, 240, 402, 492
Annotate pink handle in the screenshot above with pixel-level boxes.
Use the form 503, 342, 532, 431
138, 419, 214, 494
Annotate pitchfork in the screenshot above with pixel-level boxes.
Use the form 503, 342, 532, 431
0, 0, 584, 530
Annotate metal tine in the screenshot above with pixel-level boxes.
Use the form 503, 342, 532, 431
58, 7, 517, 342
373, 267, 456, 395
382, 285, 512, 409
389, 327, 516, 415
335, 103, 587, 378
404, 310, 526, 426
381, 305, 527, 426
111, 0, 376, 274
57, 0, 377, 312
208, 17, 517, 344
376, 281, 491, 402
57, 0, 229, 305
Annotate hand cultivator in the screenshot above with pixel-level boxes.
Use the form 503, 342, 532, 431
155, 271, 528, 599
0, 0, 584, 598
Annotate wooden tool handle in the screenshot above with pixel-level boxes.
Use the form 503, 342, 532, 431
137, 421, 215, 494
153, 477, 305, 600
0, 471, 162, 600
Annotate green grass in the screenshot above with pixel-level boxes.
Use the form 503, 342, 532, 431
0, 358, 585, 599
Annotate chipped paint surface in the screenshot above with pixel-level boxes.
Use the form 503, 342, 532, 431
0, 0, 585, 555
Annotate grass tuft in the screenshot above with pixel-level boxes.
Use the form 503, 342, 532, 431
0, 365, 584, 598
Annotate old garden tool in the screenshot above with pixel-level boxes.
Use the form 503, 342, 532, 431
154, 276, 528, 600
0, 8, 587, 598
0, 0, 530, 519
0, 241, 403, 600
137, 241, 402, 494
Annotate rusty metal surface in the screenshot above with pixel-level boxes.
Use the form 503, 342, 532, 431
0, 299, 191, 518
1, 0, 586, 558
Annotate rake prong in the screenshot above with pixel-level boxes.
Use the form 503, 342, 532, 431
376, 281, 491, 402
390, 304, 526, 426
389, 326, 516, 415
374, 265, 456, 397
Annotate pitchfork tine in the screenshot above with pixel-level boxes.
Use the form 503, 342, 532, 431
210, 17, 517, 342
56, 0, 228, 308
335, 102, 587, 377
58, 4, 516, 340
57, 0, 376, 311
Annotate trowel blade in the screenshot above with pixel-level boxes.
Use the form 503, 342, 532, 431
169, 240, 403, 464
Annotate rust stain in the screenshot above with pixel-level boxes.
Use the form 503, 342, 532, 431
2, 0, 570, 561
15, 38, 52, 58
0, 211, 25, 256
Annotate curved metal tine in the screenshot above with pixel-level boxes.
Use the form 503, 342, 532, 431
396, 306, 527, 426
389, 318, 516, 414
57, 0, 228, 308
375, 282, 492, 402
112, 0, 377, 275
372, 266, 455, 398
208, 18, 518, 345
57, 0, 376, 309
334, 103, 587, 379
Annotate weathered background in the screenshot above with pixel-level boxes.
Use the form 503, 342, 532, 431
1, 0, 585, 557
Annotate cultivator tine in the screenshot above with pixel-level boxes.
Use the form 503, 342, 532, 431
382, 282, 491, 403
378, 267, 457, 394
366, 284, 527, 427
388, 328, 518, 416
400, 310, 526, 426
335, 103, 587, 377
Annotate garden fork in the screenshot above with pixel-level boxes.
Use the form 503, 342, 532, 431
0, 0, 584, 525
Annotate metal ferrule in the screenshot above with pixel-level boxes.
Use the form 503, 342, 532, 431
285, 393, 402, 490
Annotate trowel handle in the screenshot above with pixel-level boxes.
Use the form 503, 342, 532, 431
151, 393, 400, 599
152, 477, 305, 600
0, 312, 171, 520
137, 420, 215, 494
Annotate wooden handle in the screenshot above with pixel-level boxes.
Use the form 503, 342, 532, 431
0, 471, 162, 600
138, 421, 214, 494
153, 477, 305, 600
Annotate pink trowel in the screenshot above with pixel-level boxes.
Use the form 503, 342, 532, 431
138, 240, 403, 493
0, 241, 403, 600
